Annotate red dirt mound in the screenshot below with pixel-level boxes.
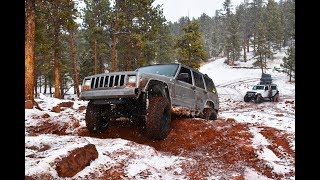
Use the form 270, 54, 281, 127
55, 144, 98, 177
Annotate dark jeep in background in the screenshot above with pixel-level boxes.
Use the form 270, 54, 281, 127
80, 63, 219, 140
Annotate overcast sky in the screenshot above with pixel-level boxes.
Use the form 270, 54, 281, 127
153, 0, 244, 22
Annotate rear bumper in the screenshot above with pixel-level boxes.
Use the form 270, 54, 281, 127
80, 87, 138, 100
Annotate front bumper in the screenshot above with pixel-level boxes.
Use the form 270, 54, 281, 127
80, 87, 139, 100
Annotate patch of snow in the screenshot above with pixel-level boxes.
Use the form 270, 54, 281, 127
249, 127, 294, 174
243, 167, 272, 180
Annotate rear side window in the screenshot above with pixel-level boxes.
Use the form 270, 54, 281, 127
177, 67, 192, 84
193, 71, 205, 89
203, 75, 214, 91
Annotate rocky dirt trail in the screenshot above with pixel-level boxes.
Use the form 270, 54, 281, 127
26, 103, 295, 179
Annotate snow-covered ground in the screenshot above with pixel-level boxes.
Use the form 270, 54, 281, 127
25, 49, 295, 179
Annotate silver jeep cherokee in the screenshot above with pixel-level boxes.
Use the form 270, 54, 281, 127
80, 63, 219, 140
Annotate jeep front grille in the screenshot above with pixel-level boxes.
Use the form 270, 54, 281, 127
90, 75, 126, 89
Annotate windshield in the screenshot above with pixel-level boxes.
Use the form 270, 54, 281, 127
136, 64, 179, 77
252, 85, 265, 90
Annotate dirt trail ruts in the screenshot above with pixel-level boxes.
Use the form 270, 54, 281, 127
76, 118, 294, 179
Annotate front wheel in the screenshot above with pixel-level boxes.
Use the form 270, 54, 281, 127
244, 94, 251, 102
146, 96, 171, 140
85, 101, 110, 133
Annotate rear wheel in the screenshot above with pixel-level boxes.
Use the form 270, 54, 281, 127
146, 96, 171, 140
85, 101, 110, 133
203, 107, 217, 120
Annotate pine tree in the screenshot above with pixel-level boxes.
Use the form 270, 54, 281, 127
249, 0, 265, 53
236, 2, 251, 62
112, 0, 165, 70
255, 19, 269, 74
227, 14, 242, 66
280, 45, 295, 82
198, 13, 213, 57
155, 24, 176, 63
83, 0, 112, 74
176, 21, 208, 69
281, 0, 295, 47
265, 0, 284, 51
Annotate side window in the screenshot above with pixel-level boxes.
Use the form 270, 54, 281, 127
193, 71, 205, 89
271, 86, 277, 90
204, 75, 214, 91
177, 67, 192, 84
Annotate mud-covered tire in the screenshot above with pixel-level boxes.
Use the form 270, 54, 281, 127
244, 94, 251, 102
255, 94, 263, 103
203, 107, 217, 120
146, 96, 171, 140
273, 93, 280, 102
85, 101, 110, 133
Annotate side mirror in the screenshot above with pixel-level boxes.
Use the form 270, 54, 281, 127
177, 73, 189, 80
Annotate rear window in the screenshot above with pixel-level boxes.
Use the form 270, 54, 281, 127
193, 71, 205, 89
203, 75, 214, 91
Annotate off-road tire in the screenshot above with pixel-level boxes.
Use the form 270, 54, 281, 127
244, 94, 251, 102
85, 101, 110, 133
273, 93, 280, 102
146, 96, 171, 140
255, 94, 263, 103
203, 107, 217, 120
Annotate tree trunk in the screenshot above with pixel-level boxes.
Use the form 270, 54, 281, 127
69, 29, 80, 97
126, 38, 132, 71
49, 79, 52, 96
243, 39, 247, 62
253, 34, 256, 53
246, 38, 250, 53
111, 32, 117, 72
25, 0, 36, 101
39, 74, 42, 93
226, 49, 229, 65
264, 55, 267, 70
94, 39, 98, 74
53, 24, 61, 99
260, 54, 264, 74
111, 13, 119, 72
34, 76, 38, 98
60, 79, 64, 99
44, 76, 47, 94
289, 70, 292, 82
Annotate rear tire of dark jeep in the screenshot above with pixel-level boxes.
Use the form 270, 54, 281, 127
255, 94, 263, 103
273, 94, 279, 102
85, 101, 110, 133
146, 96, 171, 140
244, 94, 250, 102
203, 108, 217, 120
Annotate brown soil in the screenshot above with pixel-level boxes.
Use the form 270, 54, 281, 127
55, 144, 98, 177
77, 118, 294, 179
27, 116, 294, 179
